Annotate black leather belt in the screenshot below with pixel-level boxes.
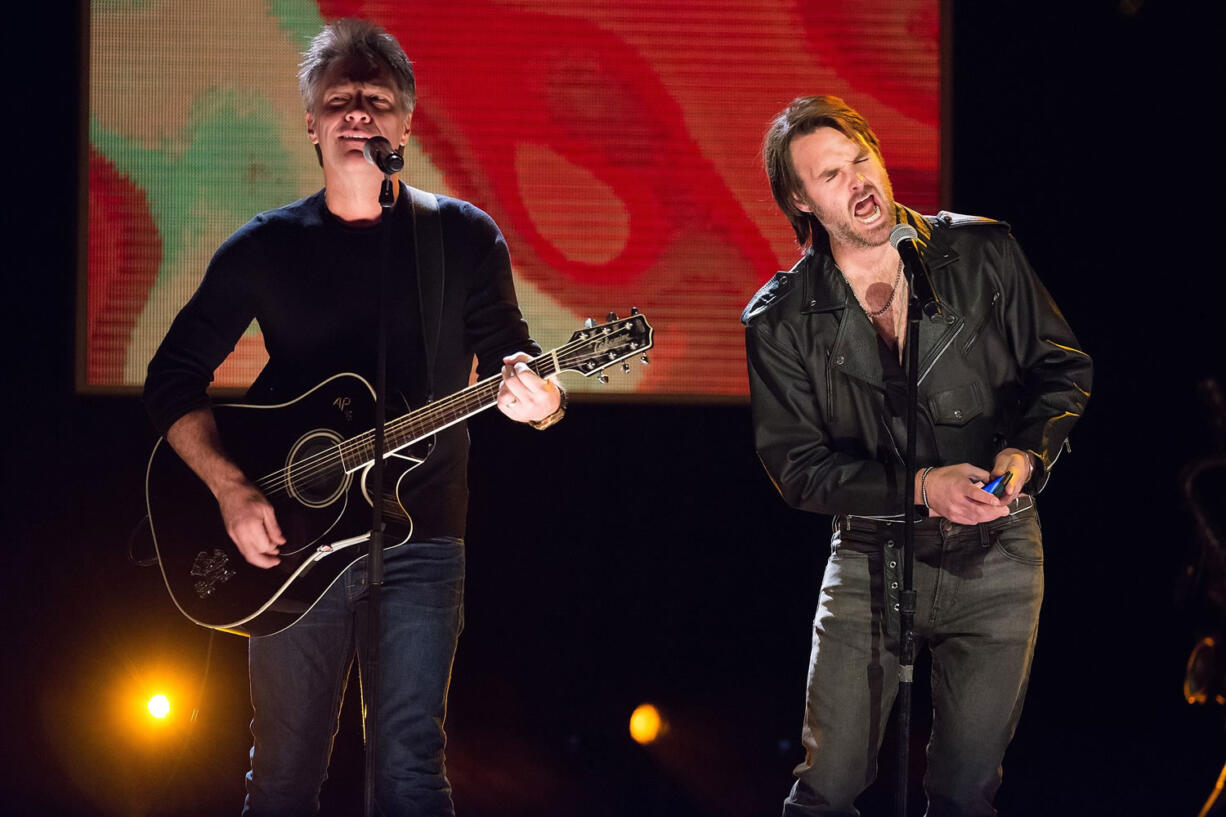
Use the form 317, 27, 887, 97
834, 495, 1035, 534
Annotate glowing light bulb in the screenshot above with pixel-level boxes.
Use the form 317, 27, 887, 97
147, 693, 171, 719
629, 703, 662, 745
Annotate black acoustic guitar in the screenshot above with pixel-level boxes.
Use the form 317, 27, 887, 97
147, 312, 653, 636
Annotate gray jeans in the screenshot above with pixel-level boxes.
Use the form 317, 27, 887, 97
783, 503, 1043, 817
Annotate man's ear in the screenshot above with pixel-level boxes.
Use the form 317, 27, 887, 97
397, 114, 412, 152
792, 194, 813, 214
305, 112, 319, 145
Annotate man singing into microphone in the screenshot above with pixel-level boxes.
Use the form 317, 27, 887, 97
743, 96, 1092, 815
144, 19, 564, 816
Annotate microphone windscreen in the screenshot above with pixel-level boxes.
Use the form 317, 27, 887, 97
889, 223, 918, 249
363, 136, 392, 164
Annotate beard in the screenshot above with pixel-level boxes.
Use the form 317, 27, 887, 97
826, 212, 891, 250
806, 179, 896, 251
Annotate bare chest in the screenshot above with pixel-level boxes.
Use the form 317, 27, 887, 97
848, 274, 909, 359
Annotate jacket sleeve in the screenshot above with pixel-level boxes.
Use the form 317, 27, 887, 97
994, 234, 1093, 490
746, 320, 909, 516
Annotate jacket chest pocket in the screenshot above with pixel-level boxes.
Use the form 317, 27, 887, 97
927, 381, 985, 427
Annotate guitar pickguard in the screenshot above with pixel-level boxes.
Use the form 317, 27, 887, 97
191, 548, 237, 599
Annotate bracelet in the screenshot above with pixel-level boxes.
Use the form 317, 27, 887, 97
920, 466, 935, 511
528, 384, 567, 430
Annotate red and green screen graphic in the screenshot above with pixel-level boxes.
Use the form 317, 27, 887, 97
87, 0, 940, 397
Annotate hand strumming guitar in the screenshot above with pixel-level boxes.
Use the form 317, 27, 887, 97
166, 407, 285, 568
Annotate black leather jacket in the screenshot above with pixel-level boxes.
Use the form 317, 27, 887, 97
742, 207, 1092, 517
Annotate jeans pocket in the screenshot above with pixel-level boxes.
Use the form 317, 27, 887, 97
991, 517, 1043, 565
383, 538, 466, 609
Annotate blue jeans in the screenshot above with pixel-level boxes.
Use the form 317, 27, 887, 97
242, 537, 465, 817
783, 504, 1043, 817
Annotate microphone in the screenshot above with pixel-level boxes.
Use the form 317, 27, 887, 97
362, 136, 404, 174
889, 223, 942, 318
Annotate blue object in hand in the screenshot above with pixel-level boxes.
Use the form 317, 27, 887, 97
982, 471, 1012, 497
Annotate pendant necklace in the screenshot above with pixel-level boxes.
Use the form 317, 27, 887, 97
863, 256, 904, 319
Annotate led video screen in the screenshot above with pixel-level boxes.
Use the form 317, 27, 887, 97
86, 0, 941, 397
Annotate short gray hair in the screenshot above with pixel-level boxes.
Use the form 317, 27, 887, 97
298, 18, 416, 114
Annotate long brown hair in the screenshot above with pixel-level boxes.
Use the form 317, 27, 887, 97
763, 96, 884, 248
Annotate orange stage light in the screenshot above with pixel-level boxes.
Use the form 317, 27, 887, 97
629, 703, 664, 745
147, 693, 171, 719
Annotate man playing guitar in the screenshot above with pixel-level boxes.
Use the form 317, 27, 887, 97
144, 18, 563, 816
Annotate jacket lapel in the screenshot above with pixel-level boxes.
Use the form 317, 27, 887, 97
802, 207, 967, 389
904, 209, 965, 384
802, 252, 884, 389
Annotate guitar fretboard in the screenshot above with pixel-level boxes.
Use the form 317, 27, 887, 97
338, 354, 561, 471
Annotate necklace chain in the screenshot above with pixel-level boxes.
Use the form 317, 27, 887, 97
862, 256, 904, 319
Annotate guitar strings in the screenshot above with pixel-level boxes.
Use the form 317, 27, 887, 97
254, 338, 637, 500
253, 372, 511, 498
250, 327, 638, 498
253, 373, 507, 497
256, 322, 642, 495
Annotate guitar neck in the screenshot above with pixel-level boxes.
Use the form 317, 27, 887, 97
335, 311, 653, 471
340, 352, 561, 471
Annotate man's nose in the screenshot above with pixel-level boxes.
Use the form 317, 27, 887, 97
344, 102, 371, 121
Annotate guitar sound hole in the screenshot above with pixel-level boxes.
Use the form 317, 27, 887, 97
286, 431, 351, 508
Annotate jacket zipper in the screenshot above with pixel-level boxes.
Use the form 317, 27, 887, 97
961, 290, 1000, 354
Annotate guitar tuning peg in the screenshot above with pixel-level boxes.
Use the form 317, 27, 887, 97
597, 371, 609, 384
640, 354, 650, 365
630, 306, 639, 315
607, 311, 618, 322
584, 317, 596, 329
622, 362, 631, 373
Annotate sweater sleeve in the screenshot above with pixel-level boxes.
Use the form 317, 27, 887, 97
142, 222, 265, 435
451, 201, 540, 376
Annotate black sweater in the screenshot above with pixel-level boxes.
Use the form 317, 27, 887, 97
144, 185, 539, 539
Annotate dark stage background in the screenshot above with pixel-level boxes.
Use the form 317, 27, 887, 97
4, 2, 1223, 815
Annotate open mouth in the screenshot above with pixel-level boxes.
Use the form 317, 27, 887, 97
853, 193, 881, 224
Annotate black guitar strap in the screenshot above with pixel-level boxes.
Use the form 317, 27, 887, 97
408, 185, 444, 401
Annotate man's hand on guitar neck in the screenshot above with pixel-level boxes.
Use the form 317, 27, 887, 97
166, 407, 285, 568
497, 352, 563, 423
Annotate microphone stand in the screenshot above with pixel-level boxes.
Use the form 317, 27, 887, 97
893, 226, 941, 817
362, 172, 396, 817
896, 277, 921, 817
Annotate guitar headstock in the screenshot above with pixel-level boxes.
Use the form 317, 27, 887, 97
555, 309, 654, 384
